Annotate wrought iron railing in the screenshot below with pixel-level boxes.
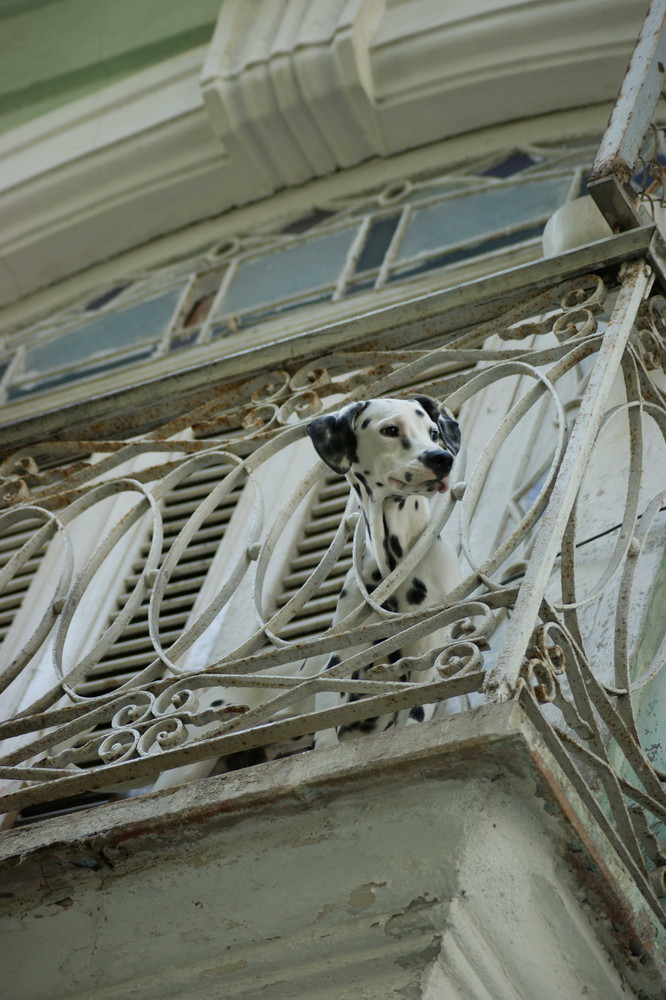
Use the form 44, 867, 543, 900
1, 0, 666, 927
0, 238, 665, 917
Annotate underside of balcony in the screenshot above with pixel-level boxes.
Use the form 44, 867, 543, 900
1, 701, 665, 1000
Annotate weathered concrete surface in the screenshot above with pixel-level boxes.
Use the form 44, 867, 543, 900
0, 702, 664, 999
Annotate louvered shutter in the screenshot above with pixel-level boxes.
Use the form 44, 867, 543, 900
276, 473, 352, 640
0, 514, 49, 652
76, 463, 242, 697
11, 464, 244, 825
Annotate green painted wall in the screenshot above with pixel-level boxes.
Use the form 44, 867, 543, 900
0, 0, 223, 133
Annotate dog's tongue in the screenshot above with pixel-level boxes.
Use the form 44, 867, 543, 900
437, 482, 449, 494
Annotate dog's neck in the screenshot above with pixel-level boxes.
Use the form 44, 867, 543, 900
349, 475, 431, 577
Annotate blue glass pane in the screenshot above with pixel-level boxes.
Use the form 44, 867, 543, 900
24, 287, 182, 376
482, 152, 539, 178
354, 214, 400, 273
389, 223, 544, 283
85, 283, 132, 311
212, 290, 332, 337
219, 228, 356, 317
8, 348, 155, 400
396, 177, 571, 263
281, 209, 336, 235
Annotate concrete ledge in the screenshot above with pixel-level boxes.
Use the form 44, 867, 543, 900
1, 701, 665, 999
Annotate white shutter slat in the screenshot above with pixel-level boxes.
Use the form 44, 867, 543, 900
0, 516, 49, 647
274, 472, 351, 641
74, 464, 243, 697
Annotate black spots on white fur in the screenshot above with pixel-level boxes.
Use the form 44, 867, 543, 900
381, 514, 398, 571
382, 595, 399, 613
338, 716, 382, 736
361, 418, 371, 430
389, 534, 403, 559
355, 471, 374, 500
406, 577, 428, 605
210, 699, 226, 708
340, 587, 348, 599
384, 546, 397, 572
325, 655, 341, 670
371, 568, 382, 582
409, 705, 426, 722
401, 437, 411, 450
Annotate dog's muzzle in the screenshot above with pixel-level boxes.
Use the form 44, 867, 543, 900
422, 449, 454, 479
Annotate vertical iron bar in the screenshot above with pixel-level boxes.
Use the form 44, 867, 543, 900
589, 0, 666, 230
485, 259, 654, 700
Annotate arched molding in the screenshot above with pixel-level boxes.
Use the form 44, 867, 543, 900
0, 0, 648, 308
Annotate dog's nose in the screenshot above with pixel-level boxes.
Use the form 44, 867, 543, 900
422, 449, 454, 477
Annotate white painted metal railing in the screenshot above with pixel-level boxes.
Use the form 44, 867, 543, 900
1, 0, 666, 928
0, 240, 664, 919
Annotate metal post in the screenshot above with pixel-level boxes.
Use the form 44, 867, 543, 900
485, 259, 654, 700
589, 0, 666, 230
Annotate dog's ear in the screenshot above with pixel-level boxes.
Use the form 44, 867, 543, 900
306, 403, 363, 475
413, 395, 461, 456
438, 409, 461, 456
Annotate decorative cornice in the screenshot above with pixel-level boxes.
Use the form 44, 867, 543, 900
0, 0, 648, 308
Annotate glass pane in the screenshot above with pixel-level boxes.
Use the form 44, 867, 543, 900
281, 209, 336, 235
396, 177, 571, 263
482, 151, 539, 178
354, 214, 400, 273
8, 348, 155, 400
85, 283, 132, 311
24, 287, 182, 376
218, 228, 357, 317
389, 223, 544, 283
211, 289, 332, 338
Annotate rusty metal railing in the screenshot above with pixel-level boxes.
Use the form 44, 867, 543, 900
0, 232, 665, 920
589, 0, 666, 234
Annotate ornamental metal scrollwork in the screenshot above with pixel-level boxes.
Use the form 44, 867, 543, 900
0, 256, 665, 932
633, 294, 666, 371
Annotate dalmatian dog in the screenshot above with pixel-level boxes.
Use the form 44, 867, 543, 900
154, 395, 462, 787
304, 394, 462, 746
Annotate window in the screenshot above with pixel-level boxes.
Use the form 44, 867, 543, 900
0, 137, 601, 406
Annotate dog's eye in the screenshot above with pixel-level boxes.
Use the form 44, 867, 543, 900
379, 424, 400, 437
429, 427, 439, 442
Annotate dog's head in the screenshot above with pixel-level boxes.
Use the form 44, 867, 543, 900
306, 395, 461, 497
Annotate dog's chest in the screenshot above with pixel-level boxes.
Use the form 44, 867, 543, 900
359, 537, 447, 612
362, 497, 443, 605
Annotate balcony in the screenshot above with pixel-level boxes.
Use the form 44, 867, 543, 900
1, 5, 666, 997
0, 226, 664, 992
